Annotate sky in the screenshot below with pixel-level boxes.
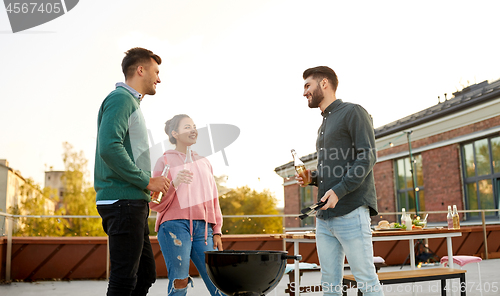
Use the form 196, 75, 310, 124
1, 0, 500, 208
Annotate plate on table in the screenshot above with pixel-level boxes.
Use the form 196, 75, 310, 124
374, 227, 403, 231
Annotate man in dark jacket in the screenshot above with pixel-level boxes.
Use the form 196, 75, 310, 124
297, 66, 383, 295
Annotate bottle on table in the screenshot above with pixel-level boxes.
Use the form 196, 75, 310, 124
401, 208, 407, 227
452, 205, 460, 229
405, 213, 413, 231
291, 149, 311, 186
447, 205, 453, 230
151, 164, 170, 204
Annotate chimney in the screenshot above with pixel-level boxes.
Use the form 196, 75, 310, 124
0, 159, 9, 167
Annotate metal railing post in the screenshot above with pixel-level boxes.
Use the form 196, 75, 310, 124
282, 215, 286, 251
6, 215, 13, 282
481, 211, 489, 259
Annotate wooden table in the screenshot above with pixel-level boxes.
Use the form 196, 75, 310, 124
278, 228, 467, 296
371, 228, 467, 269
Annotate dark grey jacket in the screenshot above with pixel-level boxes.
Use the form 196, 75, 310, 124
311, 99, 378, 219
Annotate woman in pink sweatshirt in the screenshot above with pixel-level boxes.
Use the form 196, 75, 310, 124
150, 114, 225, 296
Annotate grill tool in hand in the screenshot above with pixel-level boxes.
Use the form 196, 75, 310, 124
299, 200, 326, 220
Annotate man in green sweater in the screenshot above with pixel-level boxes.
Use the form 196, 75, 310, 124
95, 47, 170, 296
297, 66, 383, 295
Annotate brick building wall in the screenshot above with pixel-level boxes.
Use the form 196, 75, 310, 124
421, 144, 463, 221
372, 160, 396, 223
372, 115, 500, 223
283, 176, 319, 228
284, 179, 300, 228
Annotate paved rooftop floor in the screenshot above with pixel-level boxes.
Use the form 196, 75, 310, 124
1, 258, 499, 296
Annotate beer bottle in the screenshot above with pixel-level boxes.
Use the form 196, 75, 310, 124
401, 208, 406, 227
291, 149, 310, 186
151, 164, 170, 204
185, 146, 193, 166
183, 146, 194, 188
452, 205, 460, 229
447, 206, 453, 230
405, 213, 413, 231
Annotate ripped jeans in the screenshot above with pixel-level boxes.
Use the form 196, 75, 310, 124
158, 220, 225, 296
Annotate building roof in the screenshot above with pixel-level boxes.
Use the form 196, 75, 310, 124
274, 78, 500, 173
374, 79, 500, 139
0, 161, 26, 182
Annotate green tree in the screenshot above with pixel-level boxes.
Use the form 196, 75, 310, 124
219, 186, 282, 235
60, 142, 104, 236
214, 175, 230, 195
11, 178, 66, 236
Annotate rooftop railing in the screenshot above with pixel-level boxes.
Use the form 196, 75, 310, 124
1, 209, 499, 282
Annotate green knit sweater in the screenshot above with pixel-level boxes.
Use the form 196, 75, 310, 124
94, 86, 151, 202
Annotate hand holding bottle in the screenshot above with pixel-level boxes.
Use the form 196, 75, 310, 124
295, 170, 312, 187
147, 175, 170, 198
292, 149, 311, 187
172, 145, 194, 189
172, 169, 193, 188
151, 164, 171, 204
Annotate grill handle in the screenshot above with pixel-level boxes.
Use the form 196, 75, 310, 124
282, 254, 302, 261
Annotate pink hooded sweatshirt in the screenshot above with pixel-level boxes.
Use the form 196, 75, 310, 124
149, 149, 223, 243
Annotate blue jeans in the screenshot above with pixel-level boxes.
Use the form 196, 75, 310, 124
316, 206, 383, 296
157, 220, 225, 296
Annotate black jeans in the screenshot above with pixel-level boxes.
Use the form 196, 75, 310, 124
98, 199, 156, 296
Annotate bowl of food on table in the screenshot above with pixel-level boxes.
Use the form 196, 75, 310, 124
412, 216, 427, 230
374, 220, 405, 231
374, 215, 428, 231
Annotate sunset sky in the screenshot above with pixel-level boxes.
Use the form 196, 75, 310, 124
1, 0, 500, 206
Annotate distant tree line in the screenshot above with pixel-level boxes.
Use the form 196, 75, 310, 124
11, 142, 104, 236
12, 143, 282, 236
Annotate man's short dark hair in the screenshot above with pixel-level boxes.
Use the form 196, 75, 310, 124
121, 47, 162, 79
303, 66, 338, 91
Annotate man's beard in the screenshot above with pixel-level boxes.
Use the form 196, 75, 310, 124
308, 87, 324, 108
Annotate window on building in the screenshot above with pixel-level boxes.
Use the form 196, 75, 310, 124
395, 154, 425, 216
462, 136, 500, 218
300, 186, 315, 227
